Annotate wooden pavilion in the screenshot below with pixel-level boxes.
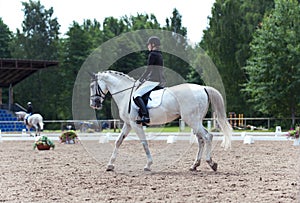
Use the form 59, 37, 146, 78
0, 58, 59, 110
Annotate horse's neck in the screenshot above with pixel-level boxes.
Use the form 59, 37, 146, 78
104, 74, 134, 106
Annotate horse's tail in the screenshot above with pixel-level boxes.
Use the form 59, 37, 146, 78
39, 121, 44, 131
37, 115, 44, 131
205, 86, 232, 149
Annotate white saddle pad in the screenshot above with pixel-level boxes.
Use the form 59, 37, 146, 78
147, 88, 165, 108
132, 88, 165, 109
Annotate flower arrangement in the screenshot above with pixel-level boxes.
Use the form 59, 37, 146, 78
33, 135, 55, 150
286, 126, 300, 139
59, 130, 78, 144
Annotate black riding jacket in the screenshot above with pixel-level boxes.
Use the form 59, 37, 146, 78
27, 106, 33, 114
139, 50, 166, 87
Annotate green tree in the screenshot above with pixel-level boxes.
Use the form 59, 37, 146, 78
163, 8, 190, 79
102, 17, 127, 42
58, 19, 104, 119
0, 18, 12, 58
11, 0, 60, 59
125, 13, 161, 30
243, 0, 300, 125
201, 0, 274, 115
11, 0, 60, 119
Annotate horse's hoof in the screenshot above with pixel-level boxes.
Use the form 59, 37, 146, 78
144, 167, 151, 171
189, 167, 197, 171
211, 163, 218, 171
106, 165, 114, 171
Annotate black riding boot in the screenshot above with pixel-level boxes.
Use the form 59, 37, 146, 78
134, 96, 150, 124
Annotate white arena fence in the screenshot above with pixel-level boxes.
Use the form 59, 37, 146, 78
0, 117, 298, 133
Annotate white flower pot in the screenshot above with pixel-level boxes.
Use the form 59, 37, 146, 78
293, 138, 300, 146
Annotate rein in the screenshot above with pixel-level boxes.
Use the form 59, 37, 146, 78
91, 74, 137, 114
111, 85, 136, 96
93, 78, 136, 102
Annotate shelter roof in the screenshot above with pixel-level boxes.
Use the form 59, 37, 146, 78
0, 58, 59, 87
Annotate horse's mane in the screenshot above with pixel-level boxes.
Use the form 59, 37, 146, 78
101, 70, 135, 82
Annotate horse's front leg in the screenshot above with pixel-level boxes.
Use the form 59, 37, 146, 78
134, 125, 153, 171
142, 139, 153, 171
26, 125, 32, 137
107, 123, 131, 171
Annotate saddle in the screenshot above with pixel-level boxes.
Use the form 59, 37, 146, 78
132, 88, 166, 111
25, 114, 31, 125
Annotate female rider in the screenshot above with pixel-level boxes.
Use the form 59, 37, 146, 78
133, 36, 166, 124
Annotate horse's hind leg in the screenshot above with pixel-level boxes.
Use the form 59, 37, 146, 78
190, 132, 205, 171
107, 123, 131, 171
204, 132, 218, 171
32, 124, 39, 136
189, 124, 217, 171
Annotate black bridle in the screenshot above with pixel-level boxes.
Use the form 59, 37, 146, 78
91, 78, 136, 100
91, 75, 137, 113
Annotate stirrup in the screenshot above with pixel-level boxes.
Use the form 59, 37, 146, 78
136, 116, 150, 124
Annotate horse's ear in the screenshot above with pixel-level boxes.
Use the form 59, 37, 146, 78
87, 71, 96, 80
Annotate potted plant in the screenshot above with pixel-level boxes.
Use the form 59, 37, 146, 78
286, 125, 300, 146
33, 135, 55, 150
59, 130, 78, 144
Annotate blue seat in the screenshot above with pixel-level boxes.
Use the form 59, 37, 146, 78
16, 127, 23, 131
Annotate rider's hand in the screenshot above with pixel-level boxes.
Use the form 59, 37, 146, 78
135, 80, 141, 87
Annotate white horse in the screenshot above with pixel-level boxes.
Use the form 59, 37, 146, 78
90, 71, 232, 172
15, 111, 44, 136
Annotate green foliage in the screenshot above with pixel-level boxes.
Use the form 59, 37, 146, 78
201, 0, 274, 115
243, 0, 300, 124
10, 0, 61, 119
163, 9, 190, 79
59, 130, 78, 143
0, 18, 12, 58
11, 0, 60, 59
33, 135, 55, 149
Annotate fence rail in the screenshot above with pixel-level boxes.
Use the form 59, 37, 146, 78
0, 117, 299, 132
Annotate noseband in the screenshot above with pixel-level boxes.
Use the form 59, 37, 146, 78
91, 75, 137, 113
91, 79, 106, 100
91, 77, 137, 100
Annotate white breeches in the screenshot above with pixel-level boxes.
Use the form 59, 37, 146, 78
133, 81, 159, 98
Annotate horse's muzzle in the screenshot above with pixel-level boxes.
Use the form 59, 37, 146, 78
90, 97, 102, 110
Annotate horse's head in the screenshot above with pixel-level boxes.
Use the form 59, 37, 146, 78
90, 72, 108, 110
15, 111, 26, 121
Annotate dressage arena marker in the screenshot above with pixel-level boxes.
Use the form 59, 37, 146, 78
22, 129, 26, 136
275, 126, 282, 137
99, 133, 110, 143
293, 139, 300, 146
166, 135, 176, 144
243, 135, 254, 144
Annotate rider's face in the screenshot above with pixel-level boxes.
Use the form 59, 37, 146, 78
147, 43, 152, 51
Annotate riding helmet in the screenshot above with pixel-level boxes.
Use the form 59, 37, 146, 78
27, 102, 32, 105
147, 36, 161, 46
